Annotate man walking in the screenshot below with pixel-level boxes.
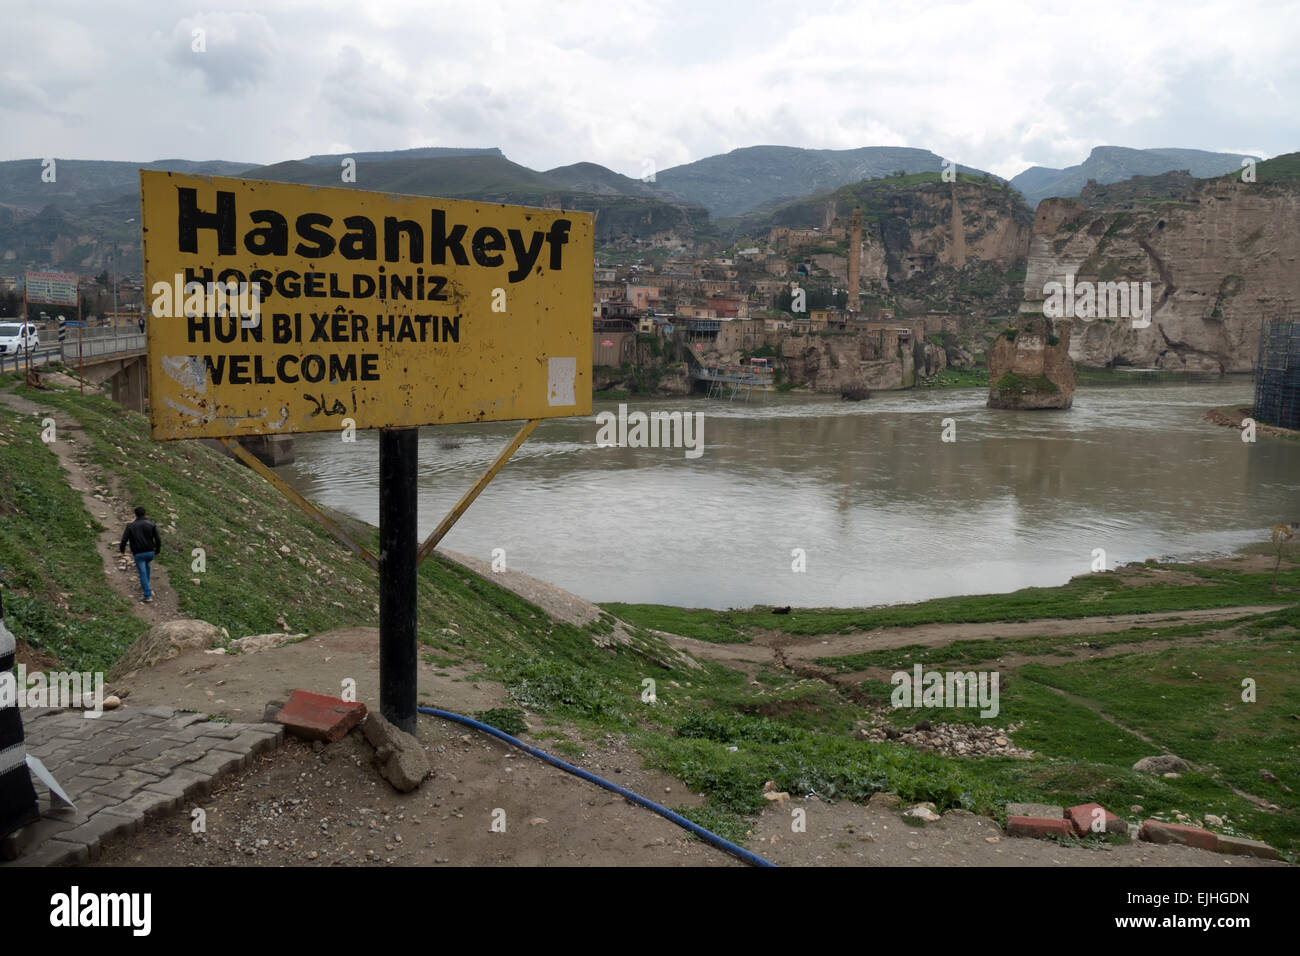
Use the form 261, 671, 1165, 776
119, 506, 162, 603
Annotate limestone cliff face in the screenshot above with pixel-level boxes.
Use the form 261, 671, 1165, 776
847, 183, 1030, 289
987, 318, 1076, 409
769, 179, 1032, 298
1019, 180, 1300, 372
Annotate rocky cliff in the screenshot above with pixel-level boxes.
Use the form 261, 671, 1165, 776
696, 329, 948, 394
741, 176, 1031, 292
1018, 157, 1300, 372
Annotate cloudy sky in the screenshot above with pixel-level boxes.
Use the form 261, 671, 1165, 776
2, 0, 1297, 178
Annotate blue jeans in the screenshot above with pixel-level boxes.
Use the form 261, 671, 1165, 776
133, 551, 155, 599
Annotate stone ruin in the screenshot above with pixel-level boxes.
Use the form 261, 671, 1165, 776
986, 317, 1076, 409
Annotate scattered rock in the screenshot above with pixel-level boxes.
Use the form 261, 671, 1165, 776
361, 713, 431, 793
102, 695, 121, 710
1132, 754, 1189, 775
1259, 769, 1280, 783
904, 805, 940, 822
230, 632, 306, 654
863, 720, 1032, 758
264, 699, 285, 723
1204, 814, 1223, 828
529, 817, 548, 826
1163, 772, 1181, 779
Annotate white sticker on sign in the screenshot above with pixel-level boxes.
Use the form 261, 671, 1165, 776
548, 357, 576, 406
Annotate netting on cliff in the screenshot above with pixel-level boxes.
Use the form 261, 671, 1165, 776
1253, 320, 1300, 430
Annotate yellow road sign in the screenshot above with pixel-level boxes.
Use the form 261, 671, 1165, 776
140, 171, 593, 439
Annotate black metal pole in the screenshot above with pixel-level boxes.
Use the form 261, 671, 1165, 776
379, 427, 419, 734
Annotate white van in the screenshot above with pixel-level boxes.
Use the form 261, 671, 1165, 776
0, 322, 39, 354
0, 322, 39, 355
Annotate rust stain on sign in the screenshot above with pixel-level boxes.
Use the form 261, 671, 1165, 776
141, 171, 593, 440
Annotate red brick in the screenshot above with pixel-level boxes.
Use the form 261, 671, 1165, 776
1215, 834, 1280, 860
1006, 815, 1073, 839
1139, 820, 1217, 851
275, 691, 367, 743
1067, 802, 1125, 836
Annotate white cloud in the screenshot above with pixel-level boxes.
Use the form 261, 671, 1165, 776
167, 11, 279, 94
0, 0, 1295, 180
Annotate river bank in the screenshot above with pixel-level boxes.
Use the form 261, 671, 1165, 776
3, 381, 1299, 863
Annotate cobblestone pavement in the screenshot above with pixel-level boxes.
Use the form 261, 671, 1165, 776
2, 704, 283, 866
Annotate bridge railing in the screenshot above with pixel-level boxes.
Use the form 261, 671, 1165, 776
61, 330, 147, 361
0, 330, 148, 375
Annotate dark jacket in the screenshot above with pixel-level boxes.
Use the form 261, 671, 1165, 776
120, 518, 162, 556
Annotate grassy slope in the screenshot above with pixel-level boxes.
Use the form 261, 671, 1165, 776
4, 384, 1299, 856
0, 399, 147, 671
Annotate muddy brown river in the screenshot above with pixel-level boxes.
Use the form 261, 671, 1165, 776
277, 379, 1299, 609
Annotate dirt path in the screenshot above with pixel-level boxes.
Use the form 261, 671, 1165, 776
655, 605, 1290, 673
827, 626, 1274, 687
0, 389, 183, 625
768, 605, 1291, 661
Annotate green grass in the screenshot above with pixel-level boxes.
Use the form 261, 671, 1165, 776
607, 563, 1300, 641
917, 366, 989, 388
994, 371, 1058, 395
1075, 367, 1225, 386
0, 402, 147, 671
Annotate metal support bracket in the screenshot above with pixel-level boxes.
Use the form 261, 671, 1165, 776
417, 418, 540, 564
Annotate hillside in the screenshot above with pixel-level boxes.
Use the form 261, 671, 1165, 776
652, 145, 995, 218
1010, 146, 1255, 207
0, 158, 257, 212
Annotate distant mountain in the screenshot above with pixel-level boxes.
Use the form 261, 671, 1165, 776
296, 146, 503, 165
651, 145, 994, 218
250, 154, 558, 200
0, 158, 256, 212
542, 162, 668, 199
1009, 146, 1258, 207
0, 149, 706, 274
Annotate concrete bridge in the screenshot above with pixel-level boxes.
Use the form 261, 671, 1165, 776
0, 328, 150, 411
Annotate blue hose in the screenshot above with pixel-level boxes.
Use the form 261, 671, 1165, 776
417, 706, 777, 868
